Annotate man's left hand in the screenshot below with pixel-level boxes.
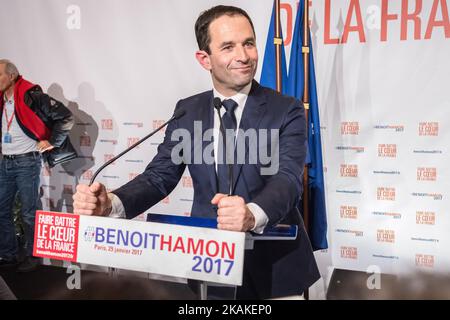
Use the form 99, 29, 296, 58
211, 194, 255, 232
37, 140, 54, 153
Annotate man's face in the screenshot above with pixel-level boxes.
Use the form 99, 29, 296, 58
196, 15, 258, 96
0, 64, 14, 92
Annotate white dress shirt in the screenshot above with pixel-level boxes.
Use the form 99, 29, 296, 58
1, 94, 38, 155
108, 83, 269, 233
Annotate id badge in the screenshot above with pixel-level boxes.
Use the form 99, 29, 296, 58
3, 132, 12, 144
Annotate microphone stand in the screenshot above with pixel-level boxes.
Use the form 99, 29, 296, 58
89, 109, 185, 186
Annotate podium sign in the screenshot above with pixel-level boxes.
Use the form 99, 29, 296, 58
33, 211, 245, 285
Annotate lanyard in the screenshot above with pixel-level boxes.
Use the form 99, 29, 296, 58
3, 102, 15, 133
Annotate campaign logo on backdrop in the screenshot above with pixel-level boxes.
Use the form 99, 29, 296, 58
336, 146, 365, 153
102, 175, 120, 180
416, 211, 436, 225
340, 164, 358, 177
153, 120, 167, 133
413, 149, 443, 155
101, 119, 113, 130
411, 192, 443, 200
340, 205, 358, 219
373, 170, 401, 175
182, 176, 193, 188
341, 122, 359, 135
104, 154, 116, 165
374, 124, 404, 132
372, 211, 402, 219
161, 196, 170, 204
99, 139, 118, 145
419, 122, 438, 136
125, 159, 144, 163
335, 229, 363, 237
128, 173, 139, 181
336, 189, 362, 195
372, 254, 399, 260
417, 167, 437, 181
377, 187, 396, 201
123, 122, 143, 128
378, 144, 397, 158
415, 254, 434, 268
80, 135, 91, 147
340, 246, 358, 260
127, 138, 140, 148
377, 229, 395, 243
411, 236, 439, 243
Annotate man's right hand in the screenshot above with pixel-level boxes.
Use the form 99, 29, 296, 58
73, 182, 111, 216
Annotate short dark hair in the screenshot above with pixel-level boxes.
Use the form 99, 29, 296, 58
195, 5, 256, 54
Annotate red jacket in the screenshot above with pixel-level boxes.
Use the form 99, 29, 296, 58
1, 76, 73, 147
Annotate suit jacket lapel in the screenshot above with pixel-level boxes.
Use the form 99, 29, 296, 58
232, 81, 267, 194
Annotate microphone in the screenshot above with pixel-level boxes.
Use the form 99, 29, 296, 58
89, 108, 186, 186
213, 97, 234, 196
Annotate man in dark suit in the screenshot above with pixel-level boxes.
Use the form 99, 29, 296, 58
73, 5, 320, 299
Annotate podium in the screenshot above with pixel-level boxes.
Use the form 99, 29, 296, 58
146, 214, 297, 299
33, 210, 297, 300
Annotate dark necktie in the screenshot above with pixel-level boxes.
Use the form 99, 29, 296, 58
217, 99, 238, 195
